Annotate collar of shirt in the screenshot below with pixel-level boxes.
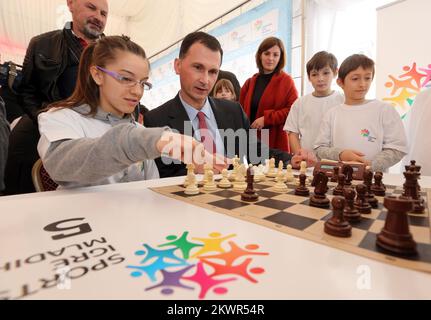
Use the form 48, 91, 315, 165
65, 21, 89, 47
178, 93, 225, 155
73, 104, 135, 126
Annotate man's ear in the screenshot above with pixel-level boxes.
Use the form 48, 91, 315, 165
67, 0, 74, 13
89, 65, 103, 86
336, 78, 343, 89
174, 58, 181, 75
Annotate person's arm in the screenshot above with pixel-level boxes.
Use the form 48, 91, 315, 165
289, 132, 301, 154
19, 37, 44, 122
372, 148, 406, 172
39, 123, 168, 185
263, 77, 298, 127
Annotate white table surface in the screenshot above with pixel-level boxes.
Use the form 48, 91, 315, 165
1, 171, 430, 300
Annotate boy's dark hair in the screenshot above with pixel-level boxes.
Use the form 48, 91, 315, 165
306, 51, 338, 77
255, 37, 286, 74
338, 54, 375, 82
179, 32, 223, 63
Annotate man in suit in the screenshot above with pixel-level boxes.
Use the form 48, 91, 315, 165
145, 32, 306, 178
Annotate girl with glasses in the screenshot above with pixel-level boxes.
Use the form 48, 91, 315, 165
37, 35, 227, 189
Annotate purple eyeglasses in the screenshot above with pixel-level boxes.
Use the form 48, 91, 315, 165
96, 66, 152, 91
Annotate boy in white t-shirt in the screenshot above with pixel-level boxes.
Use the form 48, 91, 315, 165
284, 51, 344, 159
314, 54, 408, 171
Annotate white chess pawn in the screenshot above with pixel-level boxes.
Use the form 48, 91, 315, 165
218, 169, 232, 188
300, 161, 307, 175
285, 164, 294, 182
229, 156, 240, 182
253, 166, 261, 182
233, 164, 247, 191
184, 163, 194, 187
203, 170, 217, 191
201, 163, 212, 184
257, 164, 266, 181
274, 170, 288, 192
267, 158, 276, 178
185, 171, 199, 195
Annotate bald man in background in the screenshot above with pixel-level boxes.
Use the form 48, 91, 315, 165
4, 0, 109, 195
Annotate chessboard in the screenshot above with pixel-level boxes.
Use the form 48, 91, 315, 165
151, 176, 431, 273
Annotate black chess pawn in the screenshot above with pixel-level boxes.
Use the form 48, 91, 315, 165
342, 165, 353, 186
310, 172, 330, 208
241, 166, 259, 202
330, 166, 340, 182
295, 174, 310, 197
376, 196, 417, 256
363, 170, 378, 209
343, 188, 361, 223
332, 173, 345, 196
354, 184, 372, 214
402, 171, 425, 214
370, 171, 386, 196
324, 197, 352, 237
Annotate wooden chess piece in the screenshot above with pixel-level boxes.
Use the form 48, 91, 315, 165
285, 164, 294, 182
370, 171, 386, 196
332, 173, 345, 196
363, 170, 378, 209
405, 160, 421, 173
354, 184, 372, 214
330, 166, 340, 182
324, 197, 352, 237
233, 164, 247, 191
295, 174, 310, 196
274, 170, 288, 193
184, 172, 199, 195
267, 158, 277, 178
343, 188, 361, 223
203, 170, 217, 191
183, 163, 194, 187
402, 171, 425, 214
310, 172, 330, 208
218, 169, 232, 188
241, 165, 259, 202
376, 196, 417, 256
300, 161, 307, 175
342, 164, 353, 186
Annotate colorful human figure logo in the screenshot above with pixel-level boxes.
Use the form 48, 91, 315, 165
383, 62, 431, 118
127, 231, 269, 299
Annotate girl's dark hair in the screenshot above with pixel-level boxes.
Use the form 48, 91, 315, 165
255, 37, 286, 74
48, 35, 148, 115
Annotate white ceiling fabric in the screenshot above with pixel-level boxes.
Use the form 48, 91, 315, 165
0, 0, 249, 63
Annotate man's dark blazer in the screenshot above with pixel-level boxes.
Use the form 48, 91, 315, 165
144, 94, 291, 178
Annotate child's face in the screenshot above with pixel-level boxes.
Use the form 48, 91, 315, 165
93, 51, 149, 117
308, 66, 336, 96
337, 67, 374, 105
215, 87, 234, 101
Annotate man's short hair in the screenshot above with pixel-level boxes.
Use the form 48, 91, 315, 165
179, 32, 223, 62
306, 51, 338, 77
338, 54, 375, 82
255, 37, 286, 74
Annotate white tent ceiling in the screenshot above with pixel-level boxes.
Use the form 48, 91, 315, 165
0, 0, 252, 63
